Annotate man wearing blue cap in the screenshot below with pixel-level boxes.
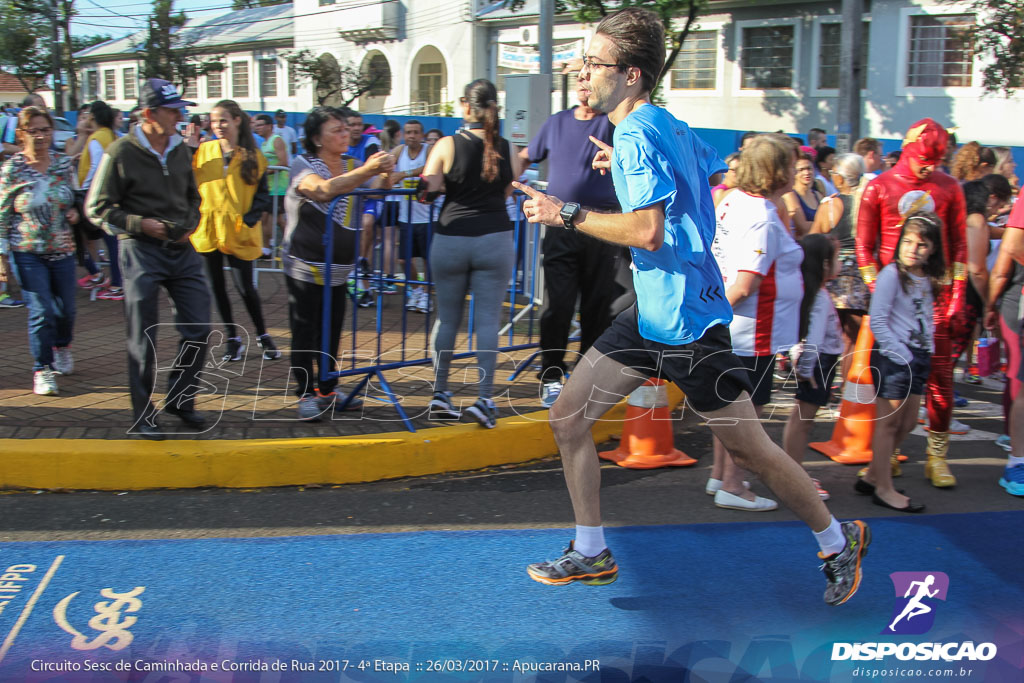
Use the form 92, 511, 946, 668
86, 79, 211, 439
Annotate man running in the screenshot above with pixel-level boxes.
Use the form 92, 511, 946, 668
514, 7, 870, 605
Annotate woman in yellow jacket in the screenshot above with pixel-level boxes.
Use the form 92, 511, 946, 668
191, 99, 279, 361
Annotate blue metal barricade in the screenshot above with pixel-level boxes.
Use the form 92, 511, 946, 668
314, 188, 543, 432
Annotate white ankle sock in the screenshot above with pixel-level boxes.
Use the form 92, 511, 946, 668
1008, 455, 1024, 468
574, 525, 606, 557
814, 516, 845, 557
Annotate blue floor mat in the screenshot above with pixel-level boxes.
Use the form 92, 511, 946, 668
1, 512, 1021, 681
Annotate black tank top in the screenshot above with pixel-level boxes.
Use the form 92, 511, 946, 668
438, 130, 513, 237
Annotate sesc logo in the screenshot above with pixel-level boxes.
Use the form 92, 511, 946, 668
884, 571, 949, 635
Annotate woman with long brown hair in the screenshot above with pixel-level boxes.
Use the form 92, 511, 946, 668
190, 99, 278, 362
420, 79, 515, 428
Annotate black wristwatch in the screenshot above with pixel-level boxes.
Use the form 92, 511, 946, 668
559, 202, 581, 231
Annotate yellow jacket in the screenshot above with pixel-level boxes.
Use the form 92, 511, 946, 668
77, 127, 117, 187
190, 140, 268, 260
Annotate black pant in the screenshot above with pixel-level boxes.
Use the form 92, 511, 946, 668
203, 251, 267, 338
286, 276, 346, 397
538, 228, 634, 382
120, 239, 211, 425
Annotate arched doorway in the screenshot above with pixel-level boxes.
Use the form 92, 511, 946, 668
409, 46, 447, 115
358, 51, 392, 114
316, 53, 343, 107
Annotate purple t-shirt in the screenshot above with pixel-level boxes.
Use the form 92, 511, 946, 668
526, 107, 619, 211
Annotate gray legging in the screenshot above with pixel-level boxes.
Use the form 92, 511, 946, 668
430, 231, 515, 399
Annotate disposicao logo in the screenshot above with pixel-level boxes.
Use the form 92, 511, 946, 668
831, 571, 998, 662
885, 571, 948, 635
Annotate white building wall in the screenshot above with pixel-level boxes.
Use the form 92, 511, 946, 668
658, 0, 1024, 146
292, 0, 477, 115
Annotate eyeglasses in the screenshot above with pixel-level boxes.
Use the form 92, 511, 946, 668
581, 56, 623, 71
21, 127, 53, 136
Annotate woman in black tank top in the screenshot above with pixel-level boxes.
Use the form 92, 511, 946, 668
420, 79, 515, 429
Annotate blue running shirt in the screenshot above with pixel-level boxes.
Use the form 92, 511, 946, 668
609, 104, 731, 344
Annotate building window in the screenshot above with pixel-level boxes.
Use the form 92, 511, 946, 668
85, 71, 98, 100
103, 69, 117, 100
908, 14, 974, 87
260, 59, 278, 98
207, 71, 223, 100
287, 60, 298, 97
417, 63, 442, 113
364, 54, 391, 96
122, 68, 137, 100
183, 79, 198, 100
740, 25, 795, 89
231, 61, 249, 99
669, 30, 717, 90
819, 22, 869, 90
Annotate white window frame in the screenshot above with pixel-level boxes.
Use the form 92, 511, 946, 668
732, 18, 802, 97
103, 68, 117, 101
666, 22, 725, 97
231, 60, 250, 100
259, 58, 279, 98
810, 16, 871, 97
122, 67, 137, 101
206, 71, 224, 101
896, 4, 981, 98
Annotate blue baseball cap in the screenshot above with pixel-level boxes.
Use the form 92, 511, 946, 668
139, 78, 195, 109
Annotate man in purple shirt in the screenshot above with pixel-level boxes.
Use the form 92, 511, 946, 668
518, 82, 632, 407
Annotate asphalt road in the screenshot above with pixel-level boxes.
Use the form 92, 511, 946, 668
1, 380, 1019, 543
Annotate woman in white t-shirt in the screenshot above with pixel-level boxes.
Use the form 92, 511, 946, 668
708, 134, 805, 511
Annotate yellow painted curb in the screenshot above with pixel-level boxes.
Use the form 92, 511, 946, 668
2, 386, 683, 491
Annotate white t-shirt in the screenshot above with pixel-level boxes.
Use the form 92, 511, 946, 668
712, 190, 804, 356
387, 143, 431, 224
274, 124, 298, 152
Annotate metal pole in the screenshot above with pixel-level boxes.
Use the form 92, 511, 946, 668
50, 0, 64, 114
539, 0, 554, 78
835, 0, 864, 153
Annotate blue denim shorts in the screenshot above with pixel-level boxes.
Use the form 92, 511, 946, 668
872, 347, 932, 399
795, 352, 841, 407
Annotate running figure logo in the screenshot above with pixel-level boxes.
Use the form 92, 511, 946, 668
884, 572, 949, 635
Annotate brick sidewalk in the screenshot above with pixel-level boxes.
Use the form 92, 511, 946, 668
0, 268, 550, 440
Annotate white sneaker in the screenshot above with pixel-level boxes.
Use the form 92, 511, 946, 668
415, 289, 433, 313
704, 478, 750, 496
33, 368, 58, 396
713, 489, 777, 511
405, 288, 421, 311
541, 381, 562, 408
53, 347, 73, 375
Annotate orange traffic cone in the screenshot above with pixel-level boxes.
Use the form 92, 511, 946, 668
809, 319, 879, 464
600, 378, 696, 469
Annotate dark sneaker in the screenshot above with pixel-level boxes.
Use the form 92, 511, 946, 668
357, 290, 375, 308
223, 337, 244, 362
428, 391, 460, 420
527, 541, 618, 586
820, 520, 871, 606
258, 334, 281, 360
464, 397, 498, 428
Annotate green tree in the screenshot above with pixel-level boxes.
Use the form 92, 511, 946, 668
0, 2, 52, 94
943, 0, 1024, 96
507, 0, 709, 97
285, 49, 389, 107
140, 0, 223, 94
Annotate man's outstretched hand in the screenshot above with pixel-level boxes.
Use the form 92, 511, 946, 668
513, 182, 565, 227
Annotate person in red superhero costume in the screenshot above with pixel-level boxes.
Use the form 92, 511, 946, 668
856, 118, 967, 488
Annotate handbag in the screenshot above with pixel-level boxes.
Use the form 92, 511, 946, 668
976, 331, 1001, 377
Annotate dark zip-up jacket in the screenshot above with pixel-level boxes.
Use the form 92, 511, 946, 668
85, 127, 199, 239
